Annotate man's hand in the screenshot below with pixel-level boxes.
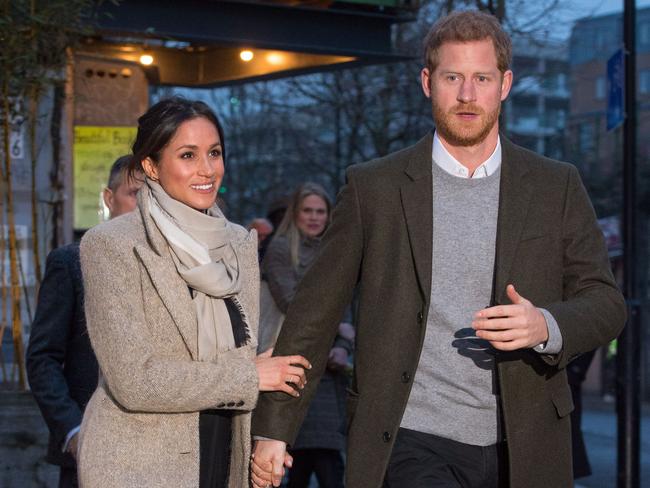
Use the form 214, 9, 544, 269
327, 346, 348, 372
66, 433, 79, 461
250, 439, 290, 487
472, 284, 549, 351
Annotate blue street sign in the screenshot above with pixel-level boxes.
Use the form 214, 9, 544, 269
607, 48, 625, 131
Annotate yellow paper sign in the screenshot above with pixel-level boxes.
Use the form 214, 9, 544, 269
73, 126, 137, 229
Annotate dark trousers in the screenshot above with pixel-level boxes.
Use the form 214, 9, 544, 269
383, 428, 508, 488
58, 466, 78, 488
199, 410, 233, 488
287, 448, 345, 488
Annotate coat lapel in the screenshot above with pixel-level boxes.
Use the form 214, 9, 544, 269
134, 191, 199, 359
400, 132, 434, 300
493, 137, 533, 304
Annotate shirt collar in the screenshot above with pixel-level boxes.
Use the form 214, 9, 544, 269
432, 131, 502, 179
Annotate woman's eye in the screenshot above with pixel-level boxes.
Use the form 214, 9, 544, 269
209, 149, 222, 158
180, 152, 194, 159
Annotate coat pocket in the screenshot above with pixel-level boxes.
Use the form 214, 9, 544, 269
551, 382, 575, 418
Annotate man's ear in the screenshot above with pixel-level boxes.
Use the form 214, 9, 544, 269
421, 67, 432, 99
141, 157, 158, 180
103, 188, 115, 214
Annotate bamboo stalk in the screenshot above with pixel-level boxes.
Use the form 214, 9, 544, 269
0, 180, 8, 383
29, 85, 42, 289
2, 77, 26, 390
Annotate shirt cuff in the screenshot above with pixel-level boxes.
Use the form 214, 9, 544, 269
534, 308, 563, 355
62, 425, 80, 453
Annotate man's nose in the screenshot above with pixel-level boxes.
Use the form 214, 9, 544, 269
457, 79, 476, 103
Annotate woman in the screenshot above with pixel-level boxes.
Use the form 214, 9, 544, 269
261, 183, 354, 488
77, 97, 309, 488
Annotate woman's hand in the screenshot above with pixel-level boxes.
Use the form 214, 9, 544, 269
255, 348, 311, 396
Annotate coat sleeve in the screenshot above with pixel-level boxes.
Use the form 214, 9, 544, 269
262, 238, 298, 314
80, 228, 259, 414
252, 167, 364, 444
543, 165, 626, 369
26, 248, 83, 449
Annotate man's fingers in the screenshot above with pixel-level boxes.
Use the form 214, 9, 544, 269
284, 452, 294, 468
476, 328, 519, 342
475, 304, 519, 319
271, 457, 285, 487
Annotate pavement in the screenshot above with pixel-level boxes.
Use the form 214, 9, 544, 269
574, 395, 650, 487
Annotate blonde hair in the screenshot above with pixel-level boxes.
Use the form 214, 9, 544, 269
275, 182, 332, 269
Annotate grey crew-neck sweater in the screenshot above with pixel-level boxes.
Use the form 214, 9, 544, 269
400, 160, 501, 447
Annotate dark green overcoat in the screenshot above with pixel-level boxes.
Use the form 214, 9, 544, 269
252, 132, 626, 488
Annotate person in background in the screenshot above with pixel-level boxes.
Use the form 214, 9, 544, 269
247, 217, 274, 262
251, 10, 625, 488
261, 182, 354, 488
26, 155, 143, 488
76, 97, 310, 488
568, 350, 597, 481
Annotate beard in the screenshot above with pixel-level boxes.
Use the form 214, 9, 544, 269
432, 101, 500, 147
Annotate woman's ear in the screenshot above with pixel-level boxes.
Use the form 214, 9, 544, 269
141, 157, 158, 181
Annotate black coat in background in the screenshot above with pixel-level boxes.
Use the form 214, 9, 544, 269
26, 243, 98, 468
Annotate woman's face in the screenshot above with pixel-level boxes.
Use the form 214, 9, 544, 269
296, 194, 328, 238
143, 117, 224, 211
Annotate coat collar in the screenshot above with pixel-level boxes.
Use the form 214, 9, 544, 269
492, 135, 533, 304
401, 132, 434, 300
134, 190, 200, 359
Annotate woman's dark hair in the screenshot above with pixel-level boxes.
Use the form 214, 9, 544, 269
129, 97, 226, 177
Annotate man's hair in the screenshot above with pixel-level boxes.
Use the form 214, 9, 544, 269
423, 10, 512, 74
107, 155, 133, 191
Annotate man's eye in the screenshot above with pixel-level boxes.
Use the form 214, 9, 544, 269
447, 75, 458, 81
477, 76, 488, 82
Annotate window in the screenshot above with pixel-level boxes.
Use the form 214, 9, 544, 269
640, 70, 650, 94
578, 122, 595, 155
640, 22, 650, 46
595, 76, 606, 100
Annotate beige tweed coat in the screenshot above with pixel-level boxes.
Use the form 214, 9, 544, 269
77, 191, 260, 488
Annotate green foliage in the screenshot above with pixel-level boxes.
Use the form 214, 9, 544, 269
0, 0, 108, 108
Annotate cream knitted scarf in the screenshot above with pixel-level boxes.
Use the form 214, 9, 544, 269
146, 178, 245, 359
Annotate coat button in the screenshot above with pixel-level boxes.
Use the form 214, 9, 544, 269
236, 400, 244, 407
217, 403, 225, 408
417, 312, 424, 323
401, 372, 410, 383
382, 431, 391, 442
226, 402, 235, 407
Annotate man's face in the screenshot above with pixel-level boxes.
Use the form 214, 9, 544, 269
103, 172, 144, 218
421, 39, 512, 147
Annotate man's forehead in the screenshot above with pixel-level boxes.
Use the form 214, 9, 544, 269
436, 40, 499, 69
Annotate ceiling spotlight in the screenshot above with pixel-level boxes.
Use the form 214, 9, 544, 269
139, 53, 154, 66
240, 50, 254, 62
266, 53, 284, 65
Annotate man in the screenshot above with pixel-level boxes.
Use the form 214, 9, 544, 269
26, 156, 143, 488
251, 11, 626, 488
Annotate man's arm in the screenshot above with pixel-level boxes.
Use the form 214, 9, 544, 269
473, 166, 626, 366
252, 166, 365, 444
26, 248, 83, 453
